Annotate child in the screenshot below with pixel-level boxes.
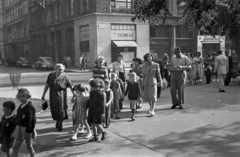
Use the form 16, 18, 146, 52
110, 72, 122, 119
125, 72, 142, 121
70, 83, 92, 141
0, 101, 16, 157
86, 78, 107, 142
11, 88, 36, 157
104, 79, 113, 128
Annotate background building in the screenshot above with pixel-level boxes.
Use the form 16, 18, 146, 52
2, 0, 30, 61
0, 0, 4, 63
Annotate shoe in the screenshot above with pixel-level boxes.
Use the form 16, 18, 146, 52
171, 105, 177, 109
116, 116, 120, 119
89, 136, 98, 142
70, 135, 77, 141
151, 111, 155, 116
219, 90, 225, 92
179, 105, 184, 109
105, 125, 109, 128
148, 110, 152, 114
78, 129, 84, 134
101, 131, 107, 141
55, 122, 59, 129
85, 133, 93, 139
58, 123, 63, 131
137, 105, 142, 109
131, 115, 135, 121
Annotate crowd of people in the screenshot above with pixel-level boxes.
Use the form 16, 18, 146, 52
0, 47, 239, 157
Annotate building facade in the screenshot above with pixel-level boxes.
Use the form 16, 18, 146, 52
2, 0, 30, 61
0, 0, 4, 63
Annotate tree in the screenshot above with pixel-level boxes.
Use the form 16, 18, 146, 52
132, 0, 240, 38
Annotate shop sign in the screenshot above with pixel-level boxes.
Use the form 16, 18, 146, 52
98, 24, 105, 29
111, 30, 136, 40
80, 31, 89, 41
199, 35, 225, 43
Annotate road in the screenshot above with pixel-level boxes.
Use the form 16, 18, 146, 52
0, 66, 91, 87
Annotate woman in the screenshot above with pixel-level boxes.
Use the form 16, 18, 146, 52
189, 53, 197, 85
232, 50, 239, 79
42, 63, 75, 131
195, 52, 204, 81
112, 55, 126, 82
204, 53, 213, 84
142, 53, 163, 116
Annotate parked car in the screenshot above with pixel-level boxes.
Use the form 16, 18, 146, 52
6, 57, 18, 67
35, 57, 54, 70
16, 57, 32, 68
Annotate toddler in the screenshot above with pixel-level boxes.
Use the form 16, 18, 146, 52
104, 79, 113, 128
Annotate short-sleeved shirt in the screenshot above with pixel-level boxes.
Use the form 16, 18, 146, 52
112, 61, 126, 73
171, 54, 191, 68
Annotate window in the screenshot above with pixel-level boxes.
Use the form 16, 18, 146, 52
177, 0, 185, 15
150, 25, 170, 38
71, 0, 74, 15
80, 25, 89, 32
111, 24, 135, 30
176, 26, 193, 38
111, 0, 133, 9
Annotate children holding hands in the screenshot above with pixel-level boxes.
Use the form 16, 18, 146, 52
124, 72, 142, 121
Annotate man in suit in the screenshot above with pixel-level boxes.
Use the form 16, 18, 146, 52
153, 53, 163, 98
214, 50, 229, 92
224, 50, 233, 86
167, 47, 191, 109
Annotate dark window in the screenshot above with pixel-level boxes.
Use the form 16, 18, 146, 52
150, 25, 170, 38
111, 24, 135, 30
176, 26, 193, 38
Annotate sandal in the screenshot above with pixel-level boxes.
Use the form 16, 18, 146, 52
89, 136, 98, 142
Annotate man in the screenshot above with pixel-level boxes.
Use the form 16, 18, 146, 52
92, 56, 108, 80
214, 50, 229, 92
79, 55, 83, 70
167, 47, 191, 109
153, 53, 163, 98
224, 50, 233, 86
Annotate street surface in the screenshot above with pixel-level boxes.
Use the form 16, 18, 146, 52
0, 65, 240, 157
0, 66, 91, 87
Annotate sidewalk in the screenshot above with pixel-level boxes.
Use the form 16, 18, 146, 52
1, 82, 240, 157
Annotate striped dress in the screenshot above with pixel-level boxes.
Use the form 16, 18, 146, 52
92, 65, 108, 80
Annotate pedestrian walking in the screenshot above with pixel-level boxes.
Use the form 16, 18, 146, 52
79, 55, 83, 70
189, 53, 197, 85
110, 72, 122, 119
111, 54, 127, 82
86, 79, 107, 142
124, 72, 142, 121
142, 53, 163, 116
0, 101, 16, 157
224, 50, 233, 86
92, 56, 108, 80
167, 47, 191, 109
231, 50, 239, 79
41, 63, 76, 131
11, 88, 36, 157
204, 53, 213, 84
214, 50, 229, 92
153, 53, 164, 98
104, 79, 113, 128
70, 83, 92, 141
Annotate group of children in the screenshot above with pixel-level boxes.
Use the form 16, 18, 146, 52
70, 71, 142, 141
0, 88, 36, 157
0, 71, 142, 156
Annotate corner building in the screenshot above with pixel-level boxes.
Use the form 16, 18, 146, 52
74, 0, 149, 67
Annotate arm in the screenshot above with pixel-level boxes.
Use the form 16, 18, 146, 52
100, 92, 106, 115
106, 91, 113, 107
125, 82, 129, 96
160, 61, 164, 79
214, 58, 218, 73
42, 84, 49, 100
156, 64, 163, 86
25, 106, 36, 133
137, 82, 142, 97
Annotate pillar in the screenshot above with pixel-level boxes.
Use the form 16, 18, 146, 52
170, 25, 176, 57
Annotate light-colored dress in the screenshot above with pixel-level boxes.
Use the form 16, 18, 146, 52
189, 57, 197, 80
73, 93, 89, 122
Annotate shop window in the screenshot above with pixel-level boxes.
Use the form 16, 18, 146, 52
150, 25, 170, 38
80, 41, 90, 62
80, 25, 89, 32
176, 26, 193, 38
111, 24, 135, 30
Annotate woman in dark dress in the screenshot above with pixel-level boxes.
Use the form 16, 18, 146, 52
42, 63, 75, 131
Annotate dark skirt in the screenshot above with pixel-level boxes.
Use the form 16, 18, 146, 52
118, 72, 125, 82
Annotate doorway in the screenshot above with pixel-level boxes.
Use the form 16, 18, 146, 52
202, 43, 220, 58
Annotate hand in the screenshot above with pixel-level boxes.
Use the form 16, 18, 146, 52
176, 65, 182, 69
41, 96, 45, 101
71, 97, 75, 103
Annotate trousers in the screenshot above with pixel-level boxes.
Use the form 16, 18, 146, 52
170, 71, 186, 106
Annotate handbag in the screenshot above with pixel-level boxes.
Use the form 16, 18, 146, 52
42, 101, 48, 110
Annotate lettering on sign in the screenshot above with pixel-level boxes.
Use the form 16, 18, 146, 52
202, 36, 222, 42
117, 33, 134, 37
111, 30, 136, 40
98, 24, 105, 29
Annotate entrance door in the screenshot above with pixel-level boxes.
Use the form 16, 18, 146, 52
202, 43, 220, 57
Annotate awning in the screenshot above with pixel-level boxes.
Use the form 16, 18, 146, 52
112, 41, 140, 47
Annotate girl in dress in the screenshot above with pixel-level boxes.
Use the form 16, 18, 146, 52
70, 83, 92, 141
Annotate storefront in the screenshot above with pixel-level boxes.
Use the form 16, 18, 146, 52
74, 14, 149, 68
111, 24, 139, 65
197, 35, 225, 57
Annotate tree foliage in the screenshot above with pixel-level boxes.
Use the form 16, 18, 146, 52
132, 0, 240, 38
